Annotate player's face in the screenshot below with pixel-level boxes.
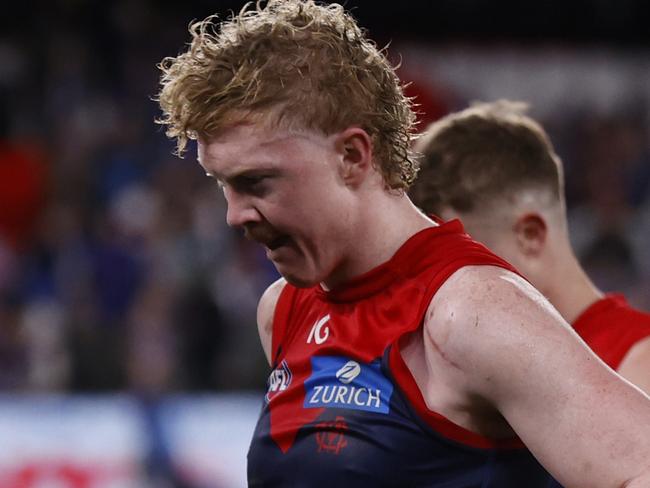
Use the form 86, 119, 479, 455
198, 122, 357, 287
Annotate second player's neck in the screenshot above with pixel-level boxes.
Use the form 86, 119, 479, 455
545, 257, 604, 325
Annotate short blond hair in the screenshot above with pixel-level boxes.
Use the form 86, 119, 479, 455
410, 100, 564, 215
156, 0, 418, 190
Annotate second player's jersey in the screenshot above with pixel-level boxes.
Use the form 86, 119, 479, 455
247, 220, 551, 487
572, 294, 650, 370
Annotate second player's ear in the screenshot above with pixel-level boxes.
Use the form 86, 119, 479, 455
335, 127, 373, 187
513, 213, 547, 256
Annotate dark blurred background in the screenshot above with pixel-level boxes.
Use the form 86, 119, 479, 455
0, 1, 649, 486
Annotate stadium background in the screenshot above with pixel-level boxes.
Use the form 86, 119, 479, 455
1, 0, 649, 486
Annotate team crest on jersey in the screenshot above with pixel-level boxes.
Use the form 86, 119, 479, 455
304, 356, 393, 414
265, 360, 292, 403
315, 416, 349, 455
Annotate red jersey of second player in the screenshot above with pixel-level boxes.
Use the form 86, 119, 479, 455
573, 294, 650, 370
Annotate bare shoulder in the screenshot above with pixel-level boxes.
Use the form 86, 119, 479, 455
621, 335, 650, 366
425, 265, 566, 368
422, 264, 577, 405
257, 277, 287, 365
258, 277, 287, 326
432, 264, 556, 317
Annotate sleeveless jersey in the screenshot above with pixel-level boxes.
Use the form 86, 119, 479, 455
572, 294, 650, 370
248, 220, 551, 487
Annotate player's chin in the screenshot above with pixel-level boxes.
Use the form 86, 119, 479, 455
273, 262, 320, 289
277, 269, 317, 288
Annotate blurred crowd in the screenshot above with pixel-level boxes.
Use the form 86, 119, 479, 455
0, 1, 281, 394
1, 0, 649, 394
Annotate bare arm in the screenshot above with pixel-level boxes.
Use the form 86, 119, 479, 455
427, 266, 650, 487
256, 277, 287, 365
618, 336, 650, 397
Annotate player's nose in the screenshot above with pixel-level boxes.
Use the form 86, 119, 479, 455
223, 187, 262, 228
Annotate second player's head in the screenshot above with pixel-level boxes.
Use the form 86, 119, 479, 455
410, 100, 570, 287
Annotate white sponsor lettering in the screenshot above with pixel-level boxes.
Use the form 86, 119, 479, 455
366, 388, 381, 409
321, 386, 336, 403
334, 386, 348, 403
309, 385, 323, 404
353, 388, 365, 406
307, 315, 331, 344
308, 385, 382, 409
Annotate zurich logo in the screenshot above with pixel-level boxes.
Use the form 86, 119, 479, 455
335, 361, 361, 384
303, 356, 393, 414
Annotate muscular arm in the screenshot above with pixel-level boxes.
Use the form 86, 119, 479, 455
256, 277, 287, 365
618, 336, 650, 397
426, 266, 650, 487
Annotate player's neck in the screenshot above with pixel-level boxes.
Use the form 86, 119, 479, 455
321, 194, 433, 290
545, 253, 604, 325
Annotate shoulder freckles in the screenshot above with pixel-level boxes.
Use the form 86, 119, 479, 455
424, 265, 558, 363
434, 265, 547, 314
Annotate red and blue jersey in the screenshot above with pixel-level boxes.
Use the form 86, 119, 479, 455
248, 220, 551, 486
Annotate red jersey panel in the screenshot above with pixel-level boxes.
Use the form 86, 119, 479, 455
573, 294, 650, 370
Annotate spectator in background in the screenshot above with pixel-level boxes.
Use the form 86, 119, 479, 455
560, 109, 650, 311
0, 140, 47, 253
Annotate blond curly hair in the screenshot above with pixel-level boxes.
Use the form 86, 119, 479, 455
156, 0, 418, 190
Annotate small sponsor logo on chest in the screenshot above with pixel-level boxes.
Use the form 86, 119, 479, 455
303, 356, 394, 414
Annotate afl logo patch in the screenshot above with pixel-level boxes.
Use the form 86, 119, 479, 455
265, 360, 292, 403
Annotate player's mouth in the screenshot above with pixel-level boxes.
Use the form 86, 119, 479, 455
265, 235, 291, 251
245, 226, 290, 251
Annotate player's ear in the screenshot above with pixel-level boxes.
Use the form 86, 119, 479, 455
513, 213, 547, 256
334, 127, 373, 187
